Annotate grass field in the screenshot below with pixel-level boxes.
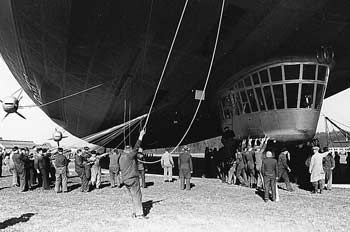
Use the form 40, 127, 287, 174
1, 168, 350, 232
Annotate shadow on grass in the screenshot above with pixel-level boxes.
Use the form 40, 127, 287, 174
0, 213, 36, 230
145, 182, 154, 188
142, 200, 163, 216
0, 186, 11, 191
69, 183, 81, 192
99, 182, 110, 189
255, 189, 265, 200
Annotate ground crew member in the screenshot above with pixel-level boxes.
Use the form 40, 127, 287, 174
261, 151, 278, 202
109, 149, 121, 188
9, 147, 19, 187
0, 146, 4, 177
161, 149, 174, 182
12, 147, 28, 191
322, 147, 335, 190
178, 146, 193, 190
119, 129, 146, 219
309, 146, 330, 194
90, 151, 108, 189
38, 148, 51, 190
244, 139, 256, 188
75, 149, 89, 192
235, 151, 247, 186
54, 148, 69, 193
278, 148, 294, 191
136, 148, 146, 188
254, 137, 269, 190
82, 147, 92, 187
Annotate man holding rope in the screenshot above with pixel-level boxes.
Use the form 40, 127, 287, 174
119, 129, 147, 219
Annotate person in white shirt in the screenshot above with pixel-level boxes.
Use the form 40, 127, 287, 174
161, 150, 174, 182
309, 146, 330, 194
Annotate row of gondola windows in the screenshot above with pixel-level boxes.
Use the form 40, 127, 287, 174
235, 64, 327, 89
221, 83, 325, 117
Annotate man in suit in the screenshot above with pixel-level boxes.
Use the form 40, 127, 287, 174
38, 148, 51, 190
178, 146, 193, 190
119, 129, 146, 219
12, 147, 28, 192
262, 151, 278, 202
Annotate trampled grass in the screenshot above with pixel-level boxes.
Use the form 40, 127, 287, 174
1, 168, 350, 232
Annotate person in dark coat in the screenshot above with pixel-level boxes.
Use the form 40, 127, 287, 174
38, 148, 51, 190
119, 129, 146, 219
278, 148, 293, 191
323, 148, 335, 190
262, 151, 278, 202
23, 148, 35, 190
0, 146, 4, 177
54, 148, 69, 193
178, 145, 193, 190
12, 147, 28, 192
75, 149, 89, 192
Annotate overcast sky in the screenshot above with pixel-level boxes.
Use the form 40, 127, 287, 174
0, 57, 348, 147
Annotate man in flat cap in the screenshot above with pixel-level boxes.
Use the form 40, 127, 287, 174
118, 129, 146, 219
178, 145, 193, 190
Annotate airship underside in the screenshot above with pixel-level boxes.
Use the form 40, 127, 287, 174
1, 0, 350, 148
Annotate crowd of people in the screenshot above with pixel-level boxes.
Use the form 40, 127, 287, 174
0, 129, 196, 219
203, 130, 344, 202
0, 128, 349, 215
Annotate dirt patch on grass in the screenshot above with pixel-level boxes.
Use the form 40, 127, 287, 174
1, 169, 350, 232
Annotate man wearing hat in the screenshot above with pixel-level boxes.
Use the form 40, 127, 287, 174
75, 149, 89, 192
178, 145, 193, 190
309, 146, 330, 194
54, 148, 69, 193
118, 129, 146, 219
261, 151, 278, 202
12, 146, 28, 191
278, 148, 293, 191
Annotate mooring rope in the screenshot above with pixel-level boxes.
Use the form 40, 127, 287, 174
22, 83, 103, 108
137, 0, 226, 163
142, 0, 189, 131
169, 0, 225, 154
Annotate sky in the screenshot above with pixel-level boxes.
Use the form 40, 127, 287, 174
0, 57, 349, 147
0, 57, 90, 148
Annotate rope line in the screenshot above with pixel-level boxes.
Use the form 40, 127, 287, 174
21, 83, 103, 108
137, 0, 226, 162
142, 0, 189, 130
169, 0, 225, 154
137, 159, 161, 164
